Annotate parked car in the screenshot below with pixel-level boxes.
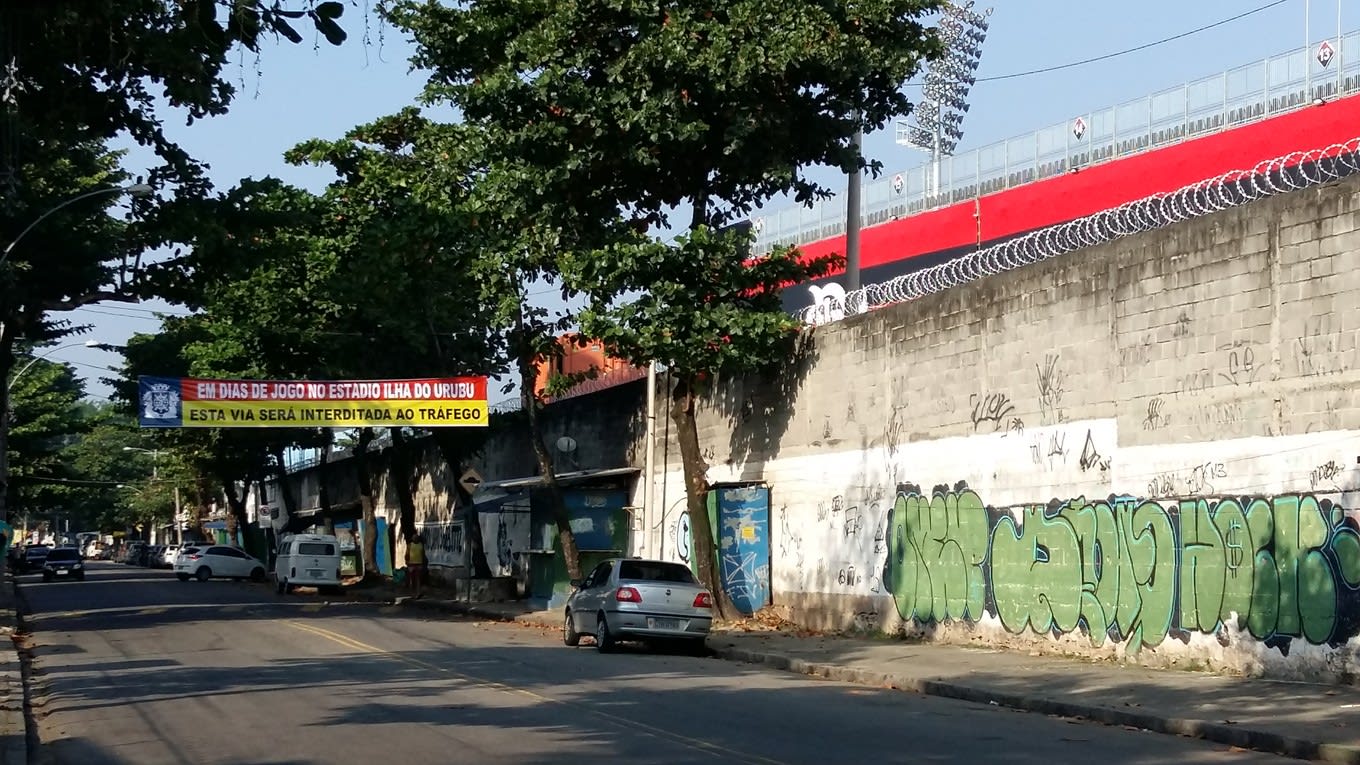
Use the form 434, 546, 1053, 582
121, 543, 145, 565
160, 545, 180, 568
273, 533, 343, 595
563, 558, 713, 653
174, 545, 267, 583
41, 547, 85, 582
21, 545, 51, 574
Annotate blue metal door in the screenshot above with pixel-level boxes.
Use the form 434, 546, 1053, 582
715, 485, 771, 615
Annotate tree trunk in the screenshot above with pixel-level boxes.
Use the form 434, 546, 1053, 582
266, 443, 296, 519
220, 476, 250, 547
670, 375, 732, 619
519, 338, 582, 582
317, 438, 335, 534
430, 429, 492, 578
388, 428, 418, 541
354, 428, 379, 580
194, 476, 212, 541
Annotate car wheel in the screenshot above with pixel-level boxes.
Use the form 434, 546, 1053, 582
195, 566, 211, 582
42, 573, 51, 583
594, 613, 615, 653
177, 573, 190, 582
76, 573, 85, 581
684, 638, 709, 657
250, 567, 266, 583
563, 610, 581, 647
275, 576, 286, 595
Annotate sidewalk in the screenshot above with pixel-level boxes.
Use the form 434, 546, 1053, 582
0, 576, 25, 765
343, 581, 1360, 764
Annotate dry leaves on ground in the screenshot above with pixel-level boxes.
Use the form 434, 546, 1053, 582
715, 606, 822, 637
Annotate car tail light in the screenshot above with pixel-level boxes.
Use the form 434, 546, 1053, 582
693, 592, 713, 608
614, 586, 642, 603
188, 554, 201, 560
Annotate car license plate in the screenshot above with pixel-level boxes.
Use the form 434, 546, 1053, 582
307, 569, 324, 578
55, 570, 68, 576
647, 617, 682, 630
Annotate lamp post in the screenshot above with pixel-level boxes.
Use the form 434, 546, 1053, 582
8, 340, 104, 392
1, 182, 153, 268
0, 182, 152, 525
123, 447, 182, 545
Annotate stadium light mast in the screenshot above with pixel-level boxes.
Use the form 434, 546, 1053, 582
897, 1, 992, 199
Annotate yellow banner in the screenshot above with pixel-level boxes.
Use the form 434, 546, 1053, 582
181, 399, 488, 428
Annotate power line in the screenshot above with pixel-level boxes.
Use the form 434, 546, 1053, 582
76, 306, 192, 320
912, 0, 1292, 85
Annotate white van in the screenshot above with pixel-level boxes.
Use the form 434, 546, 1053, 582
274, 533, 343, 594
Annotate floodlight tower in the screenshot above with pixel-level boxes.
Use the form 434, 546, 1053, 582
897, 1, 992, 199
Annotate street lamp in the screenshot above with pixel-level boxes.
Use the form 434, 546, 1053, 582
1, 183, 153, 268
8, 340, 105, 392
123, 447, 182, 545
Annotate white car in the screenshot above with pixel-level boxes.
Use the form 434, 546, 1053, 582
174, 544, 267, 583
160, 544, 180, 568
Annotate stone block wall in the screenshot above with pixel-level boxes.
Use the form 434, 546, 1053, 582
643, 176, 1360, 680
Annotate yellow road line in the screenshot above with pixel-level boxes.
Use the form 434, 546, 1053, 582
284, 620, 786, 765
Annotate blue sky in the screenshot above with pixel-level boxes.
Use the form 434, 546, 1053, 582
62, 0, 1341, 401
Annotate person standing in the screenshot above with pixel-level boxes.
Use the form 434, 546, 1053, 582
406, 532, 426, 599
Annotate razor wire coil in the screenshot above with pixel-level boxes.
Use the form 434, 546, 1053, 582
799, 138, 1360, 326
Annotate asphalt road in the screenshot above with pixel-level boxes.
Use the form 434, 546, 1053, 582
17, 561, 1294, 765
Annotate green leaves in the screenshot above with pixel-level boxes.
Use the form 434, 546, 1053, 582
391, 0, 945, 228
571, 226, 843, 384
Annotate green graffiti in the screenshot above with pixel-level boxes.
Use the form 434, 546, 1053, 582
884, 488, 989, 623
884, 487, 1360, 651
990, 498, 1174, 649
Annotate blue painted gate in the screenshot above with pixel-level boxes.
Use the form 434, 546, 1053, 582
713, 484, 771, 615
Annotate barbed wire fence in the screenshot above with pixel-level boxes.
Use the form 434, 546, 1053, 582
799, 137, 1360, 326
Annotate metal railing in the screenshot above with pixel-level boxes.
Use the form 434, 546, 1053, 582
753, 30, 1360, 255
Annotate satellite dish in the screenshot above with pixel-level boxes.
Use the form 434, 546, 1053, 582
555, 436, 577, 454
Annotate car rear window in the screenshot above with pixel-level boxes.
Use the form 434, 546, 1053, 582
618, 561, 697, 584
46, 549, 79, 562
25, 547, 49, 556
298, 542, 335, 556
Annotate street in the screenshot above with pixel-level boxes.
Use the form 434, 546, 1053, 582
17, 562, 1293, 765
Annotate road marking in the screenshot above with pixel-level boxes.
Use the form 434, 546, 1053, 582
285, 620, 787, 765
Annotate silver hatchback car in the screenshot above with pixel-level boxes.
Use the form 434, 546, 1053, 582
564, 558, 714, 652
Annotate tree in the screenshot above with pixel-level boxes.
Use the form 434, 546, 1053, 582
0, 0, 364, 521
8, 354, 92, 528
573, 228, 839, 614
390, 0, 941, 610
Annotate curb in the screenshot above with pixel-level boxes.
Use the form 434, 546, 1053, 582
708, 645, 1360, 765
351, 593, 1360, 763
1, 575, 26, 765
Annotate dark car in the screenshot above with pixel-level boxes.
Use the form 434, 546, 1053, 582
21, 545, 50, 574
42, 547, 84, 582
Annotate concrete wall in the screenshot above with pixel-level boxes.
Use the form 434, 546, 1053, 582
635, 176, 1360, 680
262, 176, 1360, 680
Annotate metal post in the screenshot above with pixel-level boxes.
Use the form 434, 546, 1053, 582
931, 125, 942, 199
845, 126, 863, 292
173, 485, 183, 546
643, 362, 656, 555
